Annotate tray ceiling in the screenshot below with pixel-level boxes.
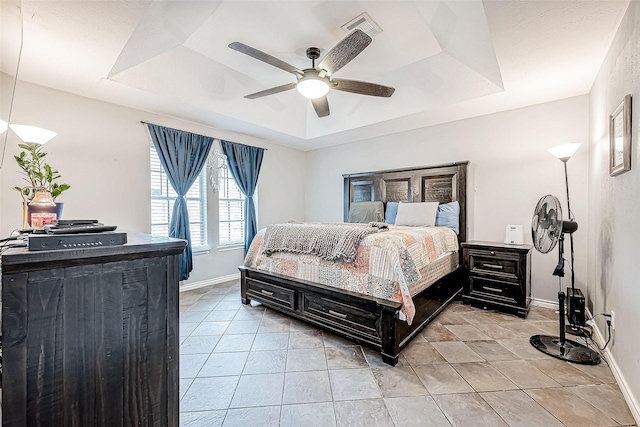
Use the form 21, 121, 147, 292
1, 0, 629, 150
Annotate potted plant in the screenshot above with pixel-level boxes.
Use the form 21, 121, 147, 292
14, 142, 70, 227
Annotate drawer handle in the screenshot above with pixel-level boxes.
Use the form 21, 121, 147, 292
483, 286, 504, 293
260, 290, 274, 296
328, 310, 348, 319
483, 263, 504, 270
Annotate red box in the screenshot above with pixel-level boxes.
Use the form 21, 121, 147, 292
30, 212, 57, 229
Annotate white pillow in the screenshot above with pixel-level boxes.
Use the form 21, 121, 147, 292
394, 202, 439, 227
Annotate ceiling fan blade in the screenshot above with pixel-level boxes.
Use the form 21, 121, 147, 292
229, 42, 301, 75
332, 78, 395, 97
317, 29, 372, 75
311, 96, 330, 118
245, 83, 297, 99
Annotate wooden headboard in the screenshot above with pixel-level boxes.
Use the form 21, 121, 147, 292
343, 161, 469, 244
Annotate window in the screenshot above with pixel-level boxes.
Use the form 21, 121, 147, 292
150, 146, 207, 248
218, 166, 245, 246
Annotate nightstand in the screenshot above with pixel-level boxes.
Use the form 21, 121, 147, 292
461, 241, 532, 318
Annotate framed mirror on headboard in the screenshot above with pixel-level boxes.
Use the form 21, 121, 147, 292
343, 161, 469, 244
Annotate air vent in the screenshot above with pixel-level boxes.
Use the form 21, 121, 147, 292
341, 12, 382, 37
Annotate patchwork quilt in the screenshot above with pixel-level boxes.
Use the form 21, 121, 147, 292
243, 225, 459, 324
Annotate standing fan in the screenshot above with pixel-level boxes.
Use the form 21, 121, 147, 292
529, 195, 600, 364
531, 195, 563, 254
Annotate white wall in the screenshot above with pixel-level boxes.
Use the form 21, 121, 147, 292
0, 79, 307, 284
588, 0, 640, 418
305, 96, 590, 303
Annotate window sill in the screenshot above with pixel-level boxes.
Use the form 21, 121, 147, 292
218, 244, 244, 252
193, 245, 211, 255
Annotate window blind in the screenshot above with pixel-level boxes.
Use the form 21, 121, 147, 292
219, 166, 245, 246
150, 146, 207, 247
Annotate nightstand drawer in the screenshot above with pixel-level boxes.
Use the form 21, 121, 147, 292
469, 277, 519, 304
468, 250, 520, 282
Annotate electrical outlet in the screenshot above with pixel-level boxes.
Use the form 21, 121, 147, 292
610, 310, 616, 330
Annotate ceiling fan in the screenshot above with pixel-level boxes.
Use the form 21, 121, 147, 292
229, 29, 395, 118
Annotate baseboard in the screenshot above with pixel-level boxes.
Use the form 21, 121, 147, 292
587, 308, 640, 425
531, 298, 559, 310
179, 273, 240, 292
530, 302, 639, 423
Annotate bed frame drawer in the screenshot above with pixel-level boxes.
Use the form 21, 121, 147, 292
301, 292, 380, 341
245, 278, 296, 310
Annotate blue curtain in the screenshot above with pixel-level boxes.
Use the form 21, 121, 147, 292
146, 123, 214, 280
220, 140, 265, 252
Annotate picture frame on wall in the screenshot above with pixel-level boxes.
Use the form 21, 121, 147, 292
609, 94, 632, 176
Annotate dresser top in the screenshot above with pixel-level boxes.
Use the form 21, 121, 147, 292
462, 240, 533, 252
1, 232, 186, 274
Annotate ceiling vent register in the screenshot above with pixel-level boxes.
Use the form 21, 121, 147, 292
341, 12, 382, 37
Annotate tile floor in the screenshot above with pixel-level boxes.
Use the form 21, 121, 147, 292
179, 281, 637, 427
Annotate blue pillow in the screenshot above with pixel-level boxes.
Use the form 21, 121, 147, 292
435, 201, 460, 234
385, 202, 399, 224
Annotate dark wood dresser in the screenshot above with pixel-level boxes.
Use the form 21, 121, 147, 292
1, 233, 186, 426
461, 241, 532, 318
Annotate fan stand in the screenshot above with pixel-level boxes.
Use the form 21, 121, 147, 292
529, 234, 601, 364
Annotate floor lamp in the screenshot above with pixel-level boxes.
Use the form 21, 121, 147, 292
529, 143, 601, 364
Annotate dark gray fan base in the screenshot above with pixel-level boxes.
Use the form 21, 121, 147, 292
530, 335, 601, 365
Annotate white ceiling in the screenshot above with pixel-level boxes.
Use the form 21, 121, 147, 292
1, 0, 629, 150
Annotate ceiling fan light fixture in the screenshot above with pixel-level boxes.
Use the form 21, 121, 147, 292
296, 73, 330, 99
230, 29, 392, 117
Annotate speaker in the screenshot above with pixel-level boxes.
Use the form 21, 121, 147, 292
567, 287, 586, 326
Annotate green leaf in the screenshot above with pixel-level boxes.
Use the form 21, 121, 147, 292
13, 141, 70, 201
44, 164, 53, 182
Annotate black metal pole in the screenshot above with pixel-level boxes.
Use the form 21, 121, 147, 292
555, 234, 566, 347
558, 288, 567, 348
563, 161, 576, 291
564, 161, 571, 217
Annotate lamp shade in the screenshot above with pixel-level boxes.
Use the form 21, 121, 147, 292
547, 143, 582, 162
0, 119, 8, 133
296, 74, 330, 99
9, 124, 57, 145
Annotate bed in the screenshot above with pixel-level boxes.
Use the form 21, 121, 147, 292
239, 161, 468, 365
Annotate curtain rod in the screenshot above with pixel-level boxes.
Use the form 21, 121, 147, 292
140, 120, 268, 150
